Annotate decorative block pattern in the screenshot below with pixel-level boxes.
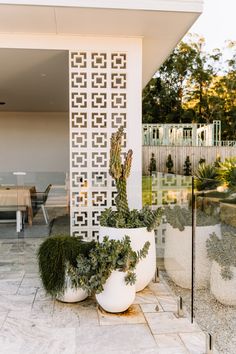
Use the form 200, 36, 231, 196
151, 173, 192, 206
71, 112, 87, 129
70, 50, 128, 240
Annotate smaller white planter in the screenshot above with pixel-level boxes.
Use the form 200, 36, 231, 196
56, 275, 88, 303
96, 270, 135, 313
57, 287, 88, 303
99, 226, 156, 292
210, 261, 236, 306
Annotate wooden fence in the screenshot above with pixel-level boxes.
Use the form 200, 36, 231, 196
142, 146, 236, 175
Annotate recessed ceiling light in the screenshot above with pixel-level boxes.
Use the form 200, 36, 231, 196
0, 102, 6, 105
40, 73, 47, 77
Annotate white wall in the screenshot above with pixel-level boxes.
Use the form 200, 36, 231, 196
0, 111, 69, 172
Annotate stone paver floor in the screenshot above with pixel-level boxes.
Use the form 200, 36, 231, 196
0, 237, 218, 354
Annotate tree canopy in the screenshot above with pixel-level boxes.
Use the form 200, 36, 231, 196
142, 34, 236, 140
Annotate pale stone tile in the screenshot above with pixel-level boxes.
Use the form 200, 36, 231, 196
0, 294, 35, 312
0, 312, 7, 329
4, 309, 53, 328
156, 348, 189, 354
134, 287, 159, 305
34, 288, 52, 301
17, 286, 38, 296
133, 348, 189, 354
0, 322, 76, 354
0, 244, 11, 253
179, 332, 207, 354
132, 348, 160, 354
78, 307, 99, 327
144, 312, 200, 335
31, 300, 54, 319
140, 303, 163, 313
148, 282, 171, 297
0, 271, 24, 281
52, 301, 81, 328
98, 304, 146, 326
0, 280, 20, 295
154, 334, 185, 348
75, 324, 156, 353
76, 350, 131, 354
21, 277, 42, 287
57, 297, 100, 327
157, 295, 177, 312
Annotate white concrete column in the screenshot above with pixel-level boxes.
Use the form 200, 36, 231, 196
69, 38, 142, 240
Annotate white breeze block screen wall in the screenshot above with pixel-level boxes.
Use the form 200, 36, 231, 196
69, 40, 142, 240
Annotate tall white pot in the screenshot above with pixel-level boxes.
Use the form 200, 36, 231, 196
210, 261, 236, 306
96, 270, 135, 313
164, 224, 221, 289
99, 226, 156, 292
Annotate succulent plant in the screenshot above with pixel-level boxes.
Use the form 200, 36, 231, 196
194, 163, 219, 191
206, 231, 236, 280
100, 127, 163, 230
164, 205, 220, 231
100, 206, 162, 231
68, 236, 150, 294
109, 126, 133, 217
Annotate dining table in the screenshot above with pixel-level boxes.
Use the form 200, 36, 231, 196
0, 185, 36, 230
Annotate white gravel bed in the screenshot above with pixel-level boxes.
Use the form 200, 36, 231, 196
162, 271, 236, 354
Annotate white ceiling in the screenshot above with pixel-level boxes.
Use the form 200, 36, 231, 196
0, 1, 202, 112
0, 49, 68, 112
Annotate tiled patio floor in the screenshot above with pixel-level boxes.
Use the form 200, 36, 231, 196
0, 238, 218, 354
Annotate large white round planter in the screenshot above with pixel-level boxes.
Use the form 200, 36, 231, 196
164, 224, 221, 289
210, 261, 236, 306
96, 270, 135, 313
99, 226, 156, 292
56, 275, 88, 303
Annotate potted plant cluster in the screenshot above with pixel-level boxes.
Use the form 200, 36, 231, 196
69, 236, 150, 312
38, 235, 95, 303
163, 204, 221, 289
99, 127, 163, 291
206, 231, 236, 306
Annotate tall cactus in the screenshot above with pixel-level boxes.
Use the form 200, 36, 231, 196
109, 127, 133, 216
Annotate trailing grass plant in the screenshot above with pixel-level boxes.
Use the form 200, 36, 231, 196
38, 235, 95, 297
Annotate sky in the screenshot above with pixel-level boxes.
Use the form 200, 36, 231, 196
185, 0, 236, 51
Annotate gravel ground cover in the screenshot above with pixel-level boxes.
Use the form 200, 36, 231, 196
162, 272, 236, 354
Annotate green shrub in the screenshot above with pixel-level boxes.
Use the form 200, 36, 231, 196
183, 156, 191, 176
166, 154, 174, 174
148, 153, 157, 176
